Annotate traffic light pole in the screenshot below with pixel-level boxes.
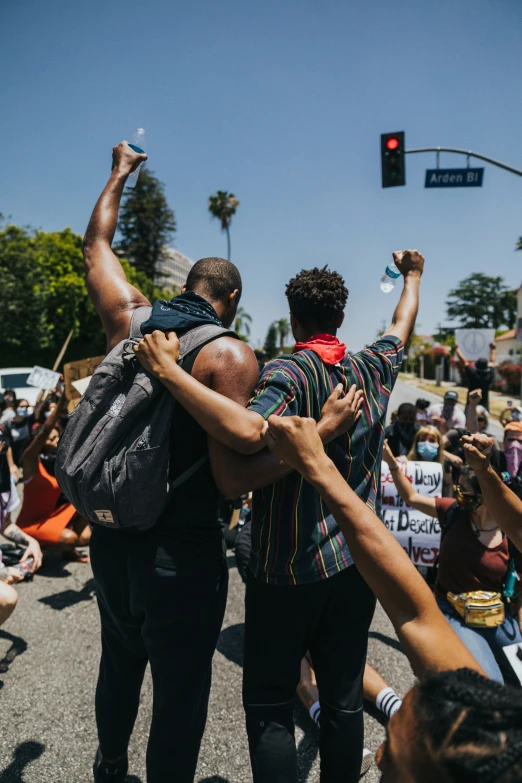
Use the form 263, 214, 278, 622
405, 147, 522, 178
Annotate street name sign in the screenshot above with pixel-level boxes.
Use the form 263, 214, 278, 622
425, 167, 484, 188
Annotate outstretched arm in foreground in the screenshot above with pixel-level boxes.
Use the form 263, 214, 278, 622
263, 416, 484, 678
462, 434, 522, 553
83, 142, 150, 350
383, 250, 424, 344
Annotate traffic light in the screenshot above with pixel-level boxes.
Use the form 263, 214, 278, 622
381, 132, 406, 188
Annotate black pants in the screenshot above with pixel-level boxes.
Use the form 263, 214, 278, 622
90, 526, 228, 783
243, 566, 375, 783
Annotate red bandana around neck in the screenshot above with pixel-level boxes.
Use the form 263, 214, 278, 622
293, 334, 347, 365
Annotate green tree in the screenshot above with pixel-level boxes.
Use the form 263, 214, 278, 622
276, 317, 290, 351
517, 237, 522, 251
0, 224, 172, 368
446, 273, 516, 330
117, 167, 177, 279
208, 190, 239, 261
263, 323, 278, 359
234, 306, 252, 342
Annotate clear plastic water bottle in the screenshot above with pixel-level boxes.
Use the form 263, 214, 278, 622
126, 128, 146, 189
380, 262, 401, 293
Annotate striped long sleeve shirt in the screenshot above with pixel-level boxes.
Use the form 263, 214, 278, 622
247, 335, 404, 585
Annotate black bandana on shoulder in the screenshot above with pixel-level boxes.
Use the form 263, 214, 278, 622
140, 291, 223, 336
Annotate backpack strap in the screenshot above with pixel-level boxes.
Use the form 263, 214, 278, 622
178, 324, 238, 363
129, 305, 152, 339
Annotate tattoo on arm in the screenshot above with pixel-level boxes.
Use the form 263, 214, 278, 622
3, 524, 28, 547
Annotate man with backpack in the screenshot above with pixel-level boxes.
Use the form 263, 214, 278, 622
134, 253, 424, 782
78, 142, 357, 783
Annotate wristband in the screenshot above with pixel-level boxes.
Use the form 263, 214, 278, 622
389, 466, 399, 472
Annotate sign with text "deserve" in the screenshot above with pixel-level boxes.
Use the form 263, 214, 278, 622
425, 167, 484, 188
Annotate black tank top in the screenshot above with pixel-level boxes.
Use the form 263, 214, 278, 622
154, 343, 223, 545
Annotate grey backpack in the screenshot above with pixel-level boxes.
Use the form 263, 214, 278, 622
56, 306, 236, 531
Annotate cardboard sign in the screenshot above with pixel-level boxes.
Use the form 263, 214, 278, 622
26, 365, 61, 390
455, 328, 495, 362
64, 356, 104, 412
381, 461, 443, 568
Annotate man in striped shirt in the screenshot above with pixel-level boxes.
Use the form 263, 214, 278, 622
134, 249, 424, 783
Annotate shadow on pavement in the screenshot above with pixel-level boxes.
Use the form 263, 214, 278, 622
216, 622, 244, 668
198, 778, 230, 783
0, 741, 45, 782
37, 552, 72, 579
368, 630, 403, 654
39, 577, 96, 611
0, 629, 28, 688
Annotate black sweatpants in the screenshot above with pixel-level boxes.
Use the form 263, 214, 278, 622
243, 566, 376, 783
90, 526, 228, 783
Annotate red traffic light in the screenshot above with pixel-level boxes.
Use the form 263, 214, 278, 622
386, 137, 399, 151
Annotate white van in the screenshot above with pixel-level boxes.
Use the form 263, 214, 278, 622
0, 367, 39, 406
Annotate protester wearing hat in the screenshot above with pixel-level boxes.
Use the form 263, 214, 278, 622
428, 390, 466, 434
454, 342, 496, 412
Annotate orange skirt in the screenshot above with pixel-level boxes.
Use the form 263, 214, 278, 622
19, 503, 78, 545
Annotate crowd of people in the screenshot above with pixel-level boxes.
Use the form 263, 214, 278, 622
1, 142, 522, 783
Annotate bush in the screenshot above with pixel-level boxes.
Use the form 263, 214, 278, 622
497, 361, 521, 395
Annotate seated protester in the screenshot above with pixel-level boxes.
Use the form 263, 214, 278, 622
428, 390, 466, 434
404, 425, 453, 496
415, 397, 431, 425
500, 403, 522, 428
3, 399, 35, 468
262, 414, 522, 783
17, 394, 91, 561
462, 433, 522, 552
0, 390, 17, 425
383, 442, 522, 684
499, 422, 522, 499
384, 402, 418, 457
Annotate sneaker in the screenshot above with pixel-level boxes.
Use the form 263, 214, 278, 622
93, 748, 128, 781
360, 748, 373, 777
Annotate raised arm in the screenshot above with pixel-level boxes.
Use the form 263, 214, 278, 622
263, 416, 483, 678
21, 394, 66, 482
466, 388, 482, 434
83, 142, 150, 350
383, 250, 424, 344
453, 342, 469, 369
382, 439, 438, 516
462, 434, 522, 553
489, 341, 497, 368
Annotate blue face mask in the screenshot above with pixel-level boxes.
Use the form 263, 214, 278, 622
417, 441, 439, 460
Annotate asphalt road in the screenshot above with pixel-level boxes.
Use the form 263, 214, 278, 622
0, 549, 414, 783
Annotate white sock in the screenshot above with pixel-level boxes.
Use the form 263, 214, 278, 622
309, 700, 321, 727
376, 687, 402, 719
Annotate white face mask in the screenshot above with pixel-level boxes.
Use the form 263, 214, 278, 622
16, 407, 29, 418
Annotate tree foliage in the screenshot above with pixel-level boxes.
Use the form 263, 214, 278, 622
208, 190, 239, 261
263, 323, 278, 359
234, 306, 252, 342
0, 224, 171, 368
446, 273, 516, 330
276, 317, 290, 351
116, 167, 176, 279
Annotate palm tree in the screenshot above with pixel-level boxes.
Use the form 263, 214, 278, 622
208, 190, 240, 261
277, 317, 290, 351
235, 306, 252, 340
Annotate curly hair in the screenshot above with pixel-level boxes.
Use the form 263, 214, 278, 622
414, 668, 522, 782
285, 266, 348, 331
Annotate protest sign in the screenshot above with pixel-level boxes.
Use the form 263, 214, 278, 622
381, 461, 443, 568
64, 356, 104, 412
26, 365, 62, 390
455, 328, 495, 362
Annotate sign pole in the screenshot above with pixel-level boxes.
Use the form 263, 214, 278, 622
405, 147, 522, 178
52, 328, 74, 372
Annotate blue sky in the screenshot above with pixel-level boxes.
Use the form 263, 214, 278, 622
2, 0, 521, 350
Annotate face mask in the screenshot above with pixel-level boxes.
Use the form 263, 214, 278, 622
417, 441, 439, 460
454, 486, 483, 512
505, 441, 522, 478
44, 411, 52, 419
16, 407, 29, 418
512, 410, 521, 422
